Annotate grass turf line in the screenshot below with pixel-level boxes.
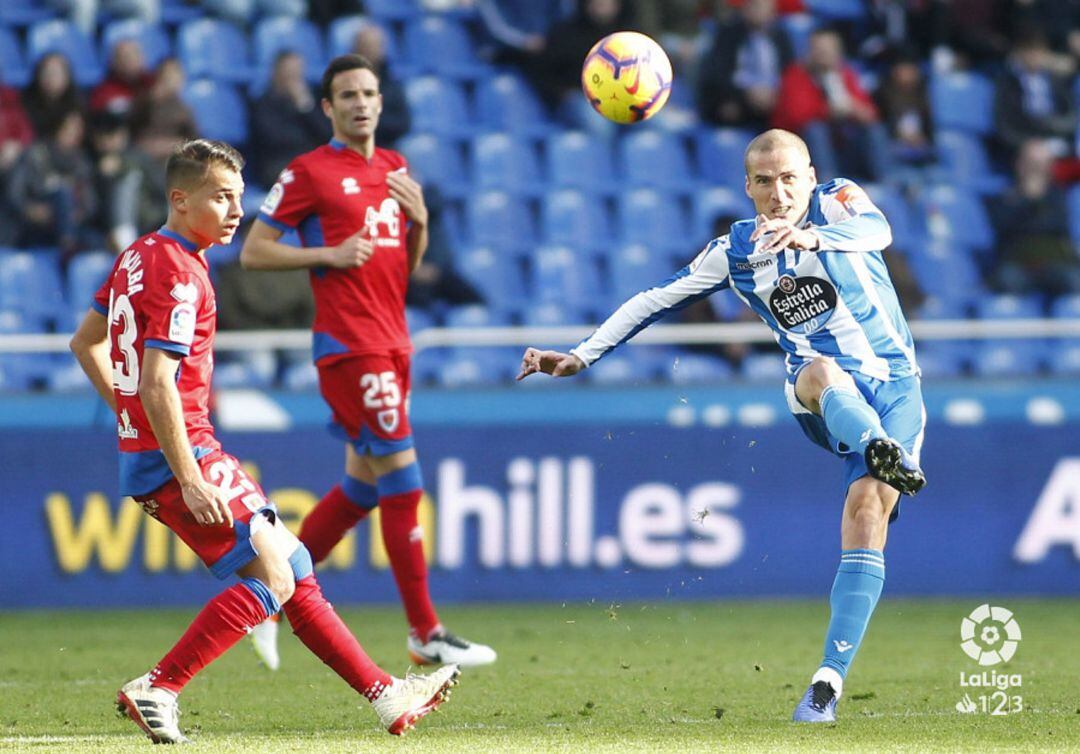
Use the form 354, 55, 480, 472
1, 599, 1077, 752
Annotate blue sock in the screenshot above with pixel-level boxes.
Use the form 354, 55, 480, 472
820, 549, 885, 679
819, 385, 886, 455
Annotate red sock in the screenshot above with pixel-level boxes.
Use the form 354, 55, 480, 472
379, 489, 440, 640
283, 575, 392, 700
300, 485, 370, 564
150, 582, 271, 694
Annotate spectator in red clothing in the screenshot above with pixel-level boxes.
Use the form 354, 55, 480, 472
771, 28, 890, 182
90, 39, 155, 117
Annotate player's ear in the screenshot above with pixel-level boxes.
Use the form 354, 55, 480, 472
744, 174, 752, 199
321, 97, 333, 119
808, 166, 817, 185
169, 186, 188, 214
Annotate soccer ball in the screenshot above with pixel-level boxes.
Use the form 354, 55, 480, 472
581, 31, 672, 124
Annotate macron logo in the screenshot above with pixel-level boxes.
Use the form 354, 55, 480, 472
342, 177, 361, 195
859, 429, 874, 446
833, 640, 854, 653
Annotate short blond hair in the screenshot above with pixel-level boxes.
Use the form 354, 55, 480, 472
744, 129, 811, 174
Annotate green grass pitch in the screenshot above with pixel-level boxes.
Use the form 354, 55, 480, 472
2, 599, 1078, 752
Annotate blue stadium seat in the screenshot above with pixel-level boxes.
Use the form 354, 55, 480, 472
364, 0, 422, 21
404, 15, 486, 79
521, 300, 589, 326
692, 187, 752, 244
455, 244, 528, 314
252, 16, 324, 86
66, 251, 115, 314
1047, 291, 1080, 377
396, 134, 469, 198
161, 0, 203, 24
438, 348, 514, 387
618, 129, 692, 190
669, 352, 735, 384
777, 14, 815, 60
970, 294, 1046, 377
177, 19, 251, 84
211, 351, 276, 390
930, 72, 994, 135
617, 188, 686, 253
182, 79, 249, 144
444, 303, 504, 329
934, 131, 1008, 195
404, 76, 471, 138
541, 189, 609, 250
328, 15, 404, 64
740, 352, 788, 381
607, 243, 671, 307
914, 342, 966, 379
1067, 185, 1080, 246
529, 244, 603, 313
101, 19, 171, 70
0, 27, 30, 87
545, 131, 616, 194
804, 0, 865, 19
0, 309, 50, 391
907, 240, 983, 305
919, 184, 994, 253
585, 352, 640, 385
0, 252, 64, 329
695, 127, 754, 193
0, 0, 55, 27
470, 132, 543, 196
26, 20, 102, 86
475, 73, 552, 136
405, 306, 436, 333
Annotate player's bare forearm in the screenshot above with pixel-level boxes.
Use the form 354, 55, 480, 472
240, 224, 320, 271
407, 220, 428, 272
69, 309, 117, 412
139, 349, 203, 487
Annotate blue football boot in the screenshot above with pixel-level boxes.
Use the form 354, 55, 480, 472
865, 438, 926, 496
792, 680, 838, 723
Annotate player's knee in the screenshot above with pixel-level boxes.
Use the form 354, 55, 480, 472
263, 556, 297, 604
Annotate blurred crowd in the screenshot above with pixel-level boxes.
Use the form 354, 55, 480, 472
0, 0, 1078, 335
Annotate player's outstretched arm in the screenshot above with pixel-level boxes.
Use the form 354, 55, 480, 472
516, 348, 585, 381
140, 348, 233, 527
69, 308, 117, 412
240, 220, 374, 271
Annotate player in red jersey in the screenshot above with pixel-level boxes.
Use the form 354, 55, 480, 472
240, 55, 496, 670
68, 139, 460, 744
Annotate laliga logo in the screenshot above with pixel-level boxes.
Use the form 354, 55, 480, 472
960, 604, 1021, 666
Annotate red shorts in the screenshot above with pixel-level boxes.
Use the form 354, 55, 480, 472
318, 353, 414, 456
133, 450, 275, 579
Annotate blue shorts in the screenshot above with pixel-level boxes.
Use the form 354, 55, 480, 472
785, 369, 925, 519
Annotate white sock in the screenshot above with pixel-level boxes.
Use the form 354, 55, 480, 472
812, 667, 844, 699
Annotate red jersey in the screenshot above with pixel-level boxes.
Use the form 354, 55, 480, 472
257, 139, 411, 363
92, 228, 220, 496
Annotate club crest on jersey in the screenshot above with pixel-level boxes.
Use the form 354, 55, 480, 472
769, 275, 838, 335
117, 408, 139, 439
377, 408, 400, 433
342, 177, 361, 195
365, 198, 401, 246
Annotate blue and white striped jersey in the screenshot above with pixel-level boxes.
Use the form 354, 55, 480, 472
571, 178, 919, 382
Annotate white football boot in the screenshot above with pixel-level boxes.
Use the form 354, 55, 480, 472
407, 629, 497, 667
116, 674, 191, 744
248, 616, 281, 671
372, 664, 460, 735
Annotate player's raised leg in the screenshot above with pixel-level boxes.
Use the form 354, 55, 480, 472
796, 357, 925, 496
793, 477, 896, 722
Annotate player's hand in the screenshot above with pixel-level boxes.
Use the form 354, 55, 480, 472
325, 228, 374, 269
749, 214, 820, 254
387, 171, 428, 227
181, 479, 234, 527
516, 348, 585, 380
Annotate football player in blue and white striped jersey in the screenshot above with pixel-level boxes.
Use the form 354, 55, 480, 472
517, 128, 926, 724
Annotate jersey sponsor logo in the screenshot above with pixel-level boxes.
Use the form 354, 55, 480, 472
260, 181, 285, 215
768, 275, 837, 335
365, 197, 402, 247
118, 407, 139, 439
341, 176, 361, 195
170, 282, 198, 304
169, 303, 197, 345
